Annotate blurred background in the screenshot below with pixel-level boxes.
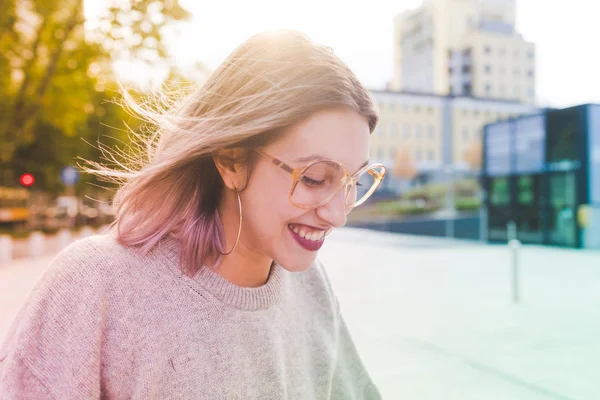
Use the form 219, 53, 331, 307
2, 0, 600, 398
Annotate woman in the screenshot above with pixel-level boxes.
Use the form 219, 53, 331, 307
0, 30, 386, 399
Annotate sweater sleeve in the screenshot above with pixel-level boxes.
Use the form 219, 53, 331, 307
0, 353, 56, 400
0, 239, 106, 400
314, 260, 381, 400
329, 306, 382, 400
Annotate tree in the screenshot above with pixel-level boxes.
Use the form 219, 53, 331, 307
392, 147, 418, 180
464, 140, 483, 171
0, 0, 191, 164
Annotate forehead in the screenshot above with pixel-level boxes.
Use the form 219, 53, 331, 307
271, 108, 371, 170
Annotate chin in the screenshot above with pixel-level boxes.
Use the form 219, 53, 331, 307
275, 254, 318, 273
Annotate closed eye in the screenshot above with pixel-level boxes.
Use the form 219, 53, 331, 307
301, 176, 325, 187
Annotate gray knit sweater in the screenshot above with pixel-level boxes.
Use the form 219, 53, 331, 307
0, 232, 381, 399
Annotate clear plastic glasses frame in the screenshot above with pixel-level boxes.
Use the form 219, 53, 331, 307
254, 148, 386, 210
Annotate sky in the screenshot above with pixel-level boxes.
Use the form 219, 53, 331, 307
85, 0, 600, 108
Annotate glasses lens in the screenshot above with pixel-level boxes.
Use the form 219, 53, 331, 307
291, 161, 345, 207
345, 166, 386, 208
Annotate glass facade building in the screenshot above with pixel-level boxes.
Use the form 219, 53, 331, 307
482, 104, 600, 248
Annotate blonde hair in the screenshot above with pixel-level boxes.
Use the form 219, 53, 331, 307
82, 30, 379, 276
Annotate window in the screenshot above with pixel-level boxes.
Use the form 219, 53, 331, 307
416, 125, 423, 138
427, 106, 434, 114
527, 49, 535, 59
528, 69, 535, 78
403, 104, 410, 112
389, 147, 396, 159
462, 65, 471, 73
416, 149, 422, 161
474, 109, 481, 117
485, 83, 492, 95
463, 83, 472, 95
499, 85, 505, 96
415, 106, 421, 113
528, 87, 535, 98
546, 108, 580, 163
428, 125, 435, 138
513, 68, 520, 77
518, 176, 534, 205
485, 65, 492, 74
428, 150, 434, 161
484, 46, 491, 54
499, 66, 506, 76
380, 124, 386, 137
389, 103, 396, 111
499, 48, 506, 57
490, 177, 510, 206
448, 66, 454, 74
514, 86, 521, 96
488, 177, 512, 240
462, 127, 469, 140
390, 123, 398, 137
513, 50, 519, 58
516, 174, 543, 241
403, 124, 410, 138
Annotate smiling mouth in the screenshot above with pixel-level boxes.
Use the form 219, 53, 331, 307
288, 223, 332, 251
288, 223, 329, 241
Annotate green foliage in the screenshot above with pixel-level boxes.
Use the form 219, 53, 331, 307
0, 0, 191, 195
401, 179, 481, 203
455, 197, 482, 211
377, 200, 442, 216
373, 178, 483, 217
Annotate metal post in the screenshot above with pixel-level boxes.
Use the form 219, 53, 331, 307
479, 189, 488, 242
507, 220, 521, 304
445, 166, 455, 238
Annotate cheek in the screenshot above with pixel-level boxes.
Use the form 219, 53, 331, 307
243, 173, 300, 236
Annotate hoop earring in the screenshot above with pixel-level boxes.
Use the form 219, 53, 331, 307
219, 188, 242, 256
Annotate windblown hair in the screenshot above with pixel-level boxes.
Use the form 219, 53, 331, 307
82, 30, 379, 276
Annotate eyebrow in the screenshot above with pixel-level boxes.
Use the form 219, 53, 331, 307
294, 154, 370, 171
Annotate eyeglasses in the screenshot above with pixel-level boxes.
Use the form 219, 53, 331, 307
254, 148, 386, 210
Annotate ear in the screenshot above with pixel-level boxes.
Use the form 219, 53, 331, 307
212, 148, 248, 190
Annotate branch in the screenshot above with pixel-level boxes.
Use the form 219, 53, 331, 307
20, 3, 85, 139
8, 17, 49, 127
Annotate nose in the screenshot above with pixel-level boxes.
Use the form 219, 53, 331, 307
315, 188, 348, 228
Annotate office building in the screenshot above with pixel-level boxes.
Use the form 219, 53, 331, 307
370, 90, 537, 193
482, 104, 600, 249
392, 0, 536, 104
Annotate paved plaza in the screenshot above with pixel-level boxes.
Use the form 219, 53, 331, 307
1, 228, 599, 399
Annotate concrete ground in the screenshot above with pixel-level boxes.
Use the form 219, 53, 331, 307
1, 228, 599, 399
320, 228, 600, 400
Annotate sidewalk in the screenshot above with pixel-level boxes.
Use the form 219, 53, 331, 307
0, 254, 57, 341
320, 228, 600, 399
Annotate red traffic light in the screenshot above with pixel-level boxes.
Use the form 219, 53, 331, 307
20, 173, 35, 187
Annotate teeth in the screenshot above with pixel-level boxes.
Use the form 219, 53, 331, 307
290, 224, 326, 242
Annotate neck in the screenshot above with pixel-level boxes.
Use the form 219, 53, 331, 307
213, 251, 274, 288
213, 192, 273, 288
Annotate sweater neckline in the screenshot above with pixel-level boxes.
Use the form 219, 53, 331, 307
151, 234, 286, 311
